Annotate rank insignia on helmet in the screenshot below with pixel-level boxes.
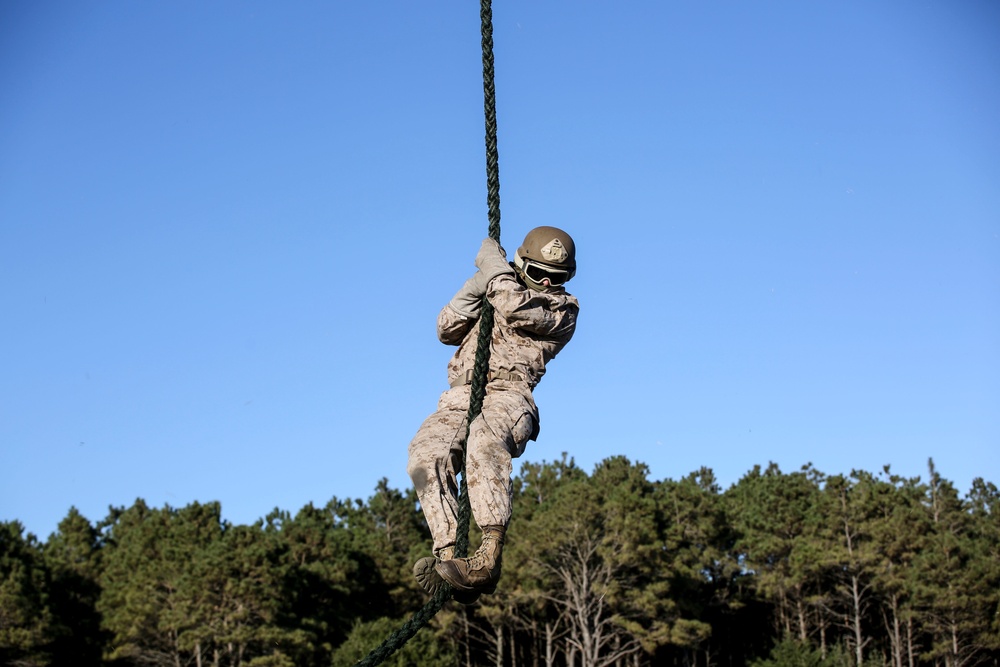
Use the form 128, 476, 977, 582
540, 238, 568, 263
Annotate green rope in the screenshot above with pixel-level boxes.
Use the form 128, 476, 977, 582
353, 587, 451, 667
457, 0, 502, 561
481, 0, 502, 242
354, 1, 501, 664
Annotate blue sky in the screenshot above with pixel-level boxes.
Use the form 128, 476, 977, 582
2, 1, 997, 539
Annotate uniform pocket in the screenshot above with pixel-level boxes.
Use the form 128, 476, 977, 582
508, 411, 534, 459
481, 392, 536, 459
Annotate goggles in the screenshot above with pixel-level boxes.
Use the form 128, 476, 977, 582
521, 259, 570, 287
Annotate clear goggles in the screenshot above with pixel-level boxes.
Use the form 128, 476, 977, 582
521, 259, 571, 287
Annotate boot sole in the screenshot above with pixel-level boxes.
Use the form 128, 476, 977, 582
413, 557, 448, 596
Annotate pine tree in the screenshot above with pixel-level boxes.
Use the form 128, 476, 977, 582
964, 478, 1000, 656
728, 463, 826, 644
264, 500, 384, 666
865, 469, 930, 667
0, 521, 53, 666
42, 507, 105, 666
658, 468, 741, 666
98, 500, 223, 665
509, 457, 670, 667
913, 462, 997, 667
814, 472, 882, 667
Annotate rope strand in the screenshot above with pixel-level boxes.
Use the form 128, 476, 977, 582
481, 0, 501, 242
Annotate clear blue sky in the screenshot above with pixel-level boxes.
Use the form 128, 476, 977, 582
2, 1, 997, 539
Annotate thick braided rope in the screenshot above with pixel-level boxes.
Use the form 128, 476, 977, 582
457, 0, 502, 560
481, 0, 502, 242
353, 1, 500, 664
352, 587, 451, 667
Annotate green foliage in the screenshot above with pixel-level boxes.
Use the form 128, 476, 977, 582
43, 507, 105, 665
3, 459, 998, 667
329, 617, 456, 667
750, 638, 851, 667
0, 521, 53, 666
728, 463, 826, 641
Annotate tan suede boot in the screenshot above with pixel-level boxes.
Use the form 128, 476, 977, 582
413, 546, 453, 596
414, 546, 483, 604
435, 525, 505, 594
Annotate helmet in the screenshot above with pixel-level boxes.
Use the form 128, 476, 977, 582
513, 226, 576, 290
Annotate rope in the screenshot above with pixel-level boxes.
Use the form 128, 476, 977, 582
354, 1, 501, 664
481, 0, 502, 242
458, 0, 502, 560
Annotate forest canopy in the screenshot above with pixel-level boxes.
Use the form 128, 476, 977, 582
1, 457, 997, 667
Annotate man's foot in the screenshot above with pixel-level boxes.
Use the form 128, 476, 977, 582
414, 546, 482, 604
413, 546, 453, 596
435, 526, 505, 595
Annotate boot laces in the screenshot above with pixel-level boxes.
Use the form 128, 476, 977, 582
468, 533, 502, 573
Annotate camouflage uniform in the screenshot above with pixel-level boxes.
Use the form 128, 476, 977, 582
407, 272, 579, 553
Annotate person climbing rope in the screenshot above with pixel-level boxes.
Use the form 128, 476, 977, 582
407, 226, 580, 604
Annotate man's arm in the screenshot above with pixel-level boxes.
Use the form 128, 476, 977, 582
437, 239, 519, 345
437, 303, 477, 345
437, 267, 491, 345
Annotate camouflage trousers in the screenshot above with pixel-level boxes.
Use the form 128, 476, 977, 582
407, 385, 535, 553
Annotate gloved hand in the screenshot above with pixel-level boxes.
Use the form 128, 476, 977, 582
475, 238, 514, 284
448, 270, 488, 318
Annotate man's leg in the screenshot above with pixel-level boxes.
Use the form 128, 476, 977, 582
407, 401, 468, 554
437, 392, 534, 594
466, 393, 534, 530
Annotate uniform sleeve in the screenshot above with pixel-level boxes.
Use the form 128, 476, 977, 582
486, 274, 578, 340
437, 303, 477, 345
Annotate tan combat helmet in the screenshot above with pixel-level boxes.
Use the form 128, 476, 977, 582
513, 226, 576, 290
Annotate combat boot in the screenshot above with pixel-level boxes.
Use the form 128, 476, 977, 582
435, 525, 505, 594
413, 546, 453, 596
414, 546, 482, 604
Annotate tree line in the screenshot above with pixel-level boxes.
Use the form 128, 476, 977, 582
1, 457, 997, 667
